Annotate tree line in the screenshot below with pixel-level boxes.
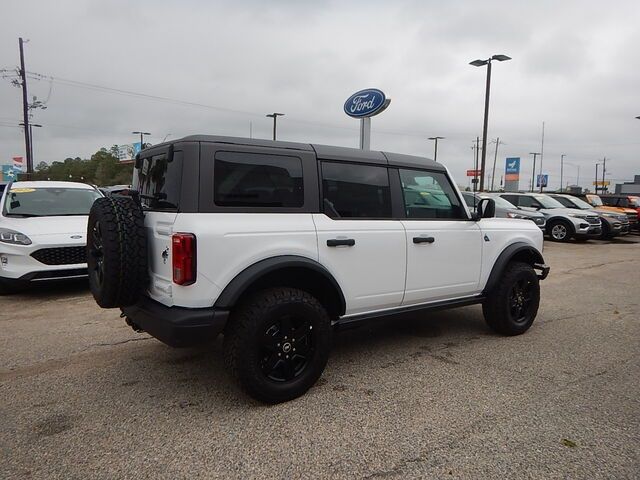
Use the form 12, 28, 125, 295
29, 146, 133, 186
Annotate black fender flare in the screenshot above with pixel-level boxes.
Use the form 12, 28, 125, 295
483, 242, 545, 295
214, 255, 346, 315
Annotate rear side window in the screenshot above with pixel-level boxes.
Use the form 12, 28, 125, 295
135, 152, 183, 210
321, 162, 391, 218
214, 151, 303, 207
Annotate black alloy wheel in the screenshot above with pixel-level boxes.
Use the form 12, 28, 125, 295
483, 261, 540, 336
507, 277, 534, 324
224, 287, 332, 403
261, 313, 314, 382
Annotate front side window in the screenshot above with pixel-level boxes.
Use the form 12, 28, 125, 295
400, 169, 465, 219
501, 195, 519, 206
135, 152, 183, 210
518, 196, 542, 208
321, 162, 391, 218
214, 151, 303, 208
3, 187, 102, 217
462, 192, 477, 207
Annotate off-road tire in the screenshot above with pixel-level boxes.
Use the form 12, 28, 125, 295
483, 261, 540, 336
224, 287, 332, 404
87, 196, 147, 308
547, 219, 573, 242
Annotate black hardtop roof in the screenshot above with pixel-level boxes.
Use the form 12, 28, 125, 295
164, 135, 444, 171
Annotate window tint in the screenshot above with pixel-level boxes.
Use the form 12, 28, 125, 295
518, 196, 539, 208
135, 152, 182, 210
399, 169, 465, 219
214, 151, 303, 208
321, 162, 391, 218
501, 195, 519, 206
461, 192, 477, 207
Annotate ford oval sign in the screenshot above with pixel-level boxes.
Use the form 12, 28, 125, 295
344, 88, 388, 118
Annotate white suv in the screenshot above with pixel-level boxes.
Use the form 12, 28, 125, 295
87, 135, 549, 403
0, 181, 102, 293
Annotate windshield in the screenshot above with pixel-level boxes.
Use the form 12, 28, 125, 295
586, 194, 603, 206
553, 195, 592, 210
566, 196, 593, 209
629, 197, 640, 207
3, 187, 102, 217
534, 195, 565, 209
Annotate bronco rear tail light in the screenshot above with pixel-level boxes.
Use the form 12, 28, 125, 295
172, 233, 196, 285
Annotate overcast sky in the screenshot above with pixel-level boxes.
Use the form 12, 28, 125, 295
2, 0, 639, 190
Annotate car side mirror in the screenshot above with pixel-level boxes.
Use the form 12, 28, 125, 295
474, 198, 495, 220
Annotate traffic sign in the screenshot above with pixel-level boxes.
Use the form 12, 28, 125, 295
466, 169, 481, 177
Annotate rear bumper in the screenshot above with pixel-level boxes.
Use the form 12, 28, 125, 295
121, 296, 229, 348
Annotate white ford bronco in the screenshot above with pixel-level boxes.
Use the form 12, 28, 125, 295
87, 135, 549, 403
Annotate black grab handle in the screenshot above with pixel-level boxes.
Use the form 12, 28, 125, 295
327, 238, 356, 247
413, 236, 435, 244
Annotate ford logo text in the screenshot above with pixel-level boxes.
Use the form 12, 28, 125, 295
343, 88, 388, 118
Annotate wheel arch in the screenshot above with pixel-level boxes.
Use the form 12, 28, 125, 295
546, 216, 575, 236
214, 255, 346, 319
483, 242, 545, 295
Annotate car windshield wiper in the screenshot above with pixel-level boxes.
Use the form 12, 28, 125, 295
4, 213, 42, 218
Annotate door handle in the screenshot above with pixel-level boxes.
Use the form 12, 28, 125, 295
413, 236, 435, 244
327, 238, 355, 247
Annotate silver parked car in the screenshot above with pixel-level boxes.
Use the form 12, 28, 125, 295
549, 194, 629, 239
462, 192, 546, 231
498, 192, 601, 242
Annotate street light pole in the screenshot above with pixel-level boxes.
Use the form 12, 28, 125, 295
470, 54, 511, 192
560, 154, 566, 192
132, 131, 151, 151
428, 136, 444, 162
529, 152, 540, 192
266, 113, 284, 141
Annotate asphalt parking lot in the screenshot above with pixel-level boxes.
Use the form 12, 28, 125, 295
2, 236, 639, 479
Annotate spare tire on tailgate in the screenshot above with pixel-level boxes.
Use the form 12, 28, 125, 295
87, 196, 148, 308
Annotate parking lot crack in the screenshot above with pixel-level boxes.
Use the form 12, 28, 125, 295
79, 336, 151, 352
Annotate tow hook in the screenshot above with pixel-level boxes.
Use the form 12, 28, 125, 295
534, 263, 550, 280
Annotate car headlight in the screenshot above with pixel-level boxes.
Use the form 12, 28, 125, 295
0, 228, 32, 245
567, 213, 586, 219
506, 212, 528, 219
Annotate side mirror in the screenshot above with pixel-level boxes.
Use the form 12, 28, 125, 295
475, 198, 495, 220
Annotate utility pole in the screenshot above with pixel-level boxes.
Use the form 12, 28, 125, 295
595, 163, 599, 194
490, 137, 504, 191
428, 136, 444, 162
529, 152, 540, 192
473, 136, 480, 193
19, 37, 32, 175
539, 121, 545, 192
560, 154, 566, 192
602, 157, 606, 193
266, 113, 284, 141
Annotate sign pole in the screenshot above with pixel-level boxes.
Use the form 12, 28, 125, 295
360, 118, 371, 150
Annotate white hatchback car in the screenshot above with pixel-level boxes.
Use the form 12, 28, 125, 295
0, 181, 102, 293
